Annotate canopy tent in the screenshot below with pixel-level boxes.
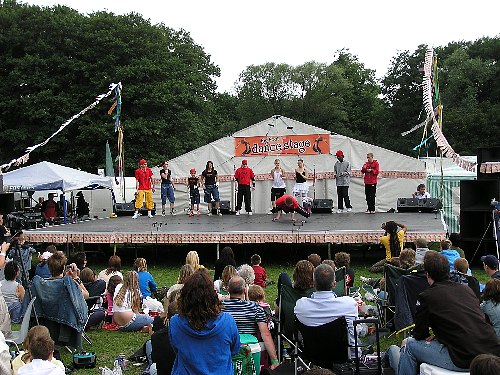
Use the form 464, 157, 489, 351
3, 161, 113, 192
157, 116, 428, 214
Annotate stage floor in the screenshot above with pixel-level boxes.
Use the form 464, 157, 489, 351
23, 211, 447, 245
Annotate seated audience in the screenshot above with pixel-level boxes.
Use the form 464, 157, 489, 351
322, 259, 336, 269
223, 276, 279, 370
449, 258, 480, 298
481, 254, 500, 280
470, 353, 500, 375
149, 301, 178, 375
48, 251, 89, 298
448, 232, 465, 258
167, 264, 194, 300
80, 267, 106, 329
0, 331, 10, 375
35, 246, 56, 279
170, 269, 241, 374
238, 264, 255, 286
185, 250, 204, 270
481, 279, 500, 337
213, 246, 236, 281
388, 251, 500, 374
1, 261, 25, 323
73, 252, 87, 271
414, 238, 430, 265
361, 248, 417, 288
294, 264, 358, 356
412, 183, 431, 200
133, 258, 163, 313
369, 221, 407, 273
439, 239, 460, 271
251, 254, 267, 287
334, 252, 355, 288
276, 259, 314, 309
97, 255, 123, 287
248, 284, 272, 318
113, 271, 153, 332
17, 325, 65, 375
104, 274, 122, 324
214, 265, 237, 297
12, 325, 65, 375
307, 253, 322, 268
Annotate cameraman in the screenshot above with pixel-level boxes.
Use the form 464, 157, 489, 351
0, 214, 9, 244
8, 232, 36, 286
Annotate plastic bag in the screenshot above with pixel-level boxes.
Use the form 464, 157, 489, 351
100, 361, 123, 375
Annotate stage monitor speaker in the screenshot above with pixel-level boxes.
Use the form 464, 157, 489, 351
397, 198, 442, 213
312, 199, 333, 213
212, 200, 231, 214
115, 202, 156, 216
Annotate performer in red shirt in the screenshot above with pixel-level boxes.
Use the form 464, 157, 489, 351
272, 195, 310, 222
234, 160, 255, 216
361, 152, 380, 214
133, 159, 155, 219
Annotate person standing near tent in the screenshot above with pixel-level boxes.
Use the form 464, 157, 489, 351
160, 161, 176, 216
333, 150, 352, 213
41, 193, 61, 225
133, 159, 154, 219
269, 158, 287, 214
234, 159, 255, 216
201, 161, 222, 216
361, 152, 380, 214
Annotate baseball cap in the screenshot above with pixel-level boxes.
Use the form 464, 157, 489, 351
242, 159, 248, 165
41, 251, 52, 261
139, 159, 147, 165
335, 150, 344, 157
190, 168, 196, 174
481, 255, 499, 270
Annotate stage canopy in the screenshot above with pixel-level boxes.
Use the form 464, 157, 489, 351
3, 161, 113, 192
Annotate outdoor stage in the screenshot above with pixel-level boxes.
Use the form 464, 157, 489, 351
23, 211, 447, 245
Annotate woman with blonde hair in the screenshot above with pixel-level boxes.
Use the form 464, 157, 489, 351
167, 264, 194, 300
133, 258, 163, 313
113, 271, 153, 332
214, 265, 237, 295
12, 325, 64, 375
185, 250, 204, 270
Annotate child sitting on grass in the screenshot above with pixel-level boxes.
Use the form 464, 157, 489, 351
251, 254, 267, 288
104, 274, 122, 326
334, 252, 355, 289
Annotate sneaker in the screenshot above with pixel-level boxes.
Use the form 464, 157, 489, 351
217, 210, 222, 216
346, 208, 352, 212
248, 212, 253, 216
161, 210, 166, 216
148, 213, 154, 218
235, 211, 240, 216
132, 212, 140, 219
267, 209, 273, 215
170, 210, 176, 216
365, 210, 370, 214
360, 276, 370, 284
207, 212, 212, 216
336, 209, 344, 214
197, 210, 201, 216
189, 211, 194, 217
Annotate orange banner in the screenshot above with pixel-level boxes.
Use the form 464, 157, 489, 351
234, 134, 330, 156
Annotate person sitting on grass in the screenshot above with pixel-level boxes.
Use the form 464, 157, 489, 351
238, 264, 255, 287
35, 245, 56, 279
149, 301, 178, 375
251, 254, 267, 288
17, 325, 65, 375
113, 271, 153, 333
307, 253, 322, 267
97, 255, 123, 287
104, 274, 122, 325
1, 260, 25, 323
369, 221, 407, 273
185, 250, 204, 271
134, 258, 163, 313
481, 279, 500, 337
334, 252, 355, 289
470, 353, 500, 375
214, 265, 237, 297
167, 264, 194, 300
414, 238, 430, 265
449, 258, 480, 298
439, 239, 461, 271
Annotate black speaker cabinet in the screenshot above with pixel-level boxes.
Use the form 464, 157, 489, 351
312, 199, 333, 213
397, 198, 442, 213
212, 200, 231, 214
115, 202, 156, 216
0, 193, 15, 214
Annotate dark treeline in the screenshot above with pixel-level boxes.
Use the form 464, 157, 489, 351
0, 1, 498, 174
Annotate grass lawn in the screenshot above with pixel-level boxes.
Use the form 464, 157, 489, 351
42, 258, 489, 374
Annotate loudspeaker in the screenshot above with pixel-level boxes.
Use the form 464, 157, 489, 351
312, 199, 333, 213
397, 198, 442, 213
397, 198, 419, 212
212, 200, 231, 214
0, 193, 15, 214
115, 202, 156, 216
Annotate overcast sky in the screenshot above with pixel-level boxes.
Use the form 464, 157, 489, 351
24, 0, 500, 93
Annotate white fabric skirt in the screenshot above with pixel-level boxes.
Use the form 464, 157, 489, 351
293, 182, 309, 196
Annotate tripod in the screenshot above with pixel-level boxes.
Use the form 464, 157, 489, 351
470, 210, 500, 264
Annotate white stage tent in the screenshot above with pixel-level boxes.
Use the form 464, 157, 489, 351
160, 116, 428, 214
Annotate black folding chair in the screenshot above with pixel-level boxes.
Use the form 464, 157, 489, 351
333, 266, 347, 297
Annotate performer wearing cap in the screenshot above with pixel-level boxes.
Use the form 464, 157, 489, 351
234, 159, 255, 216
132, 159, 155, 219
187, 168, 201, 217
333, 150, 352, 213
272, 195, 310, 222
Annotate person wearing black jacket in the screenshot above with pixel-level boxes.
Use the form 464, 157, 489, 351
213, 246, 236, 281
391, 251, 500, 375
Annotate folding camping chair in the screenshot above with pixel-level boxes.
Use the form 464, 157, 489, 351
276, 284, 314, 362
333, 266, 347, 297
382, 264, 412, 329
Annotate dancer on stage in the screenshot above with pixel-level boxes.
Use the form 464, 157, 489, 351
132, 159, 154, 219
333, 150, 352, 213
361, 152, 379, 214
272, 195, 310, 222
293, 159, 309, 204
160, 161, 175, 216
201, 161, 222, 216
234, 159, 255, 216
270, 159, 286, 214
187, 168, 201, 216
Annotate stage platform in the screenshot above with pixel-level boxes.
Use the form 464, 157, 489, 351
23, 211, 447, 245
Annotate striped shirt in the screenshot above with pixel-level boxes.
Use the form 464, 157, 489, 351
222, 298, 266, 335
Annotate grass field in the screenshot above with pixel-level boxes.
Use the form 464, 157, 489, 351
35, 252, 488, 375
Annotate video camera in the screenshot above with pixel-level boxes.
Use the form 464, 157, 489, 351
4, 213, 26, 232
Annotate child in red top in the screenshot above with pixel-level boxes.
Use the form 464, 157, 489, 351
251, 254, 267, 288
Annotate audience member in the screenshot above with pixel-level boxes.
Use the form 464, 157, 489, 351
0, 331, 10, 375
481, 255, 500, 280
387, 251, 500, 375
214, 246, 236, 281
0, 242, 13, 336
307, 253, 322, 267
104, 274, 122, 324
414, 238, 430, 265
133, 258, 163, 313
361, 248, 417, 288
17, 325, 65, 375
12, 325, 65, 375
170, 269, 241, 374
9, 233, 36, 287
1, 261, 25, 323
149, 301, 178, 375
322, 259, 336, 269
481, 279, 500, 337
80, 267, 106, 329
248, 284, 271, 313
439, 239, 460, 271
185, 250, 204, 270
113, 271, 153, 333
449, 258, 480, 298
294, 264, 358, 356
48, 251, 89, 298
369, 221, 407, 273
73, 252, 87, 271
238, 264, 255, 286
214, 265, 237, 296
276, 259, 315, 309
223, 276, 279, 370
167, 264, 194, 300
470, 353, 500, 375
251, 254, 267, 287
35, 245, 56, 279
97, 255, 123, 287
334, 252, 355, 288
0, 214, 8, 244
448, 232, 465, 258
